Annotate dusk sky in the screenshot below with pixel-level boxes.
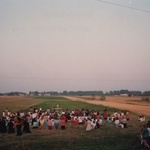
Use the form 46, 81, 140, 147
0, 0, 150, 93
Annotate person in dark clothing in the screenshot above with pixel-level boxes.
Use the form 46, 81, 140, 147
141, 124, 150, 148
0, 118, 2, 133
96, 120, 100, 129
7, 119, 15, 133
23, 119, 31, 133
0, 117, 7, 133
16, 118, 22, 136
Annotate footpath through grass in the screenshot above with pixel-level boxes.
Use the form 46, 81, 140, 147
0, 96, 149, 150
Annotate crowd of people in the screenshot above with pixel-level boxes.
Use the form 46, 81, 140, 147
0, 107, 131, 134
0, 106, 150, 148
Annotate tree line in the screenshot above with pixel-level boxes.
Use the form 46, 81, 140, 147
29, 90, 150, 96
1, 90, 150, 96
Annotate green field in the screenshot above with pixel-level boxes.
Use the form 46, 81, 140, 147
0, 96, 149, 150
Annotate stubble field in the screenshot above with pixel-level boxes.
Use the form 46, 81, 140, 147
64, 96, 150, 116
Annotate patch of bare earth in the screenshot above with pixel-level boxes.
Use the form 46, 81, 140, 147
64, 96, 150, 116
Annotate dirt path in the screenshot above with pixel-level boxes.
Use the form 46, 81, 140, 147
64, 96, 150, 116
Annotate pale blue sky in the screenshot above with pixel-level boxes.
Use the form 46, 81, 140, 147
0, 0, 150, 93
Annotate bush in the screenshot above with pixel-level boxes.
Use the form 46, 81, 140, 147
141, 97, 150, 101
100, 96, 105, 101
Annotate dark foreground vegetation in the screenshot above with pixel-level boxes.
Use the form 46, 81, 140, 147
0, 96, 149, 150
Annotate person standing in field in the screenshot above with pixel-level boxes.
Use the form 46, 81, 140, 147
54, 118, 60, 130
103, 109, 108, 120
60, 117, 66, 130
53, 112, 60, 130
0, 117, 7, 133
141, 124, 150, 148
86, 118, 93, 131
16, 118, 22, 136
7, 119, 15, 133
126, 112, 130, 121
39, 116, 45, 130
48, 118, 53, 130
114, 117, 120, 128
23, 118, 31, 133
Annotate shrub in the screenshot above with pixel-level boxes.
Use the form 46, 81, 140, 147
100, 96, 106, 101
141, 97, 150, 101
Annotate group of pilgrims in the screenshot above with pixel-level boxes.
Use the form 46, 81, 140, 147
0, 106, 130, 136
1, 106, 150, 148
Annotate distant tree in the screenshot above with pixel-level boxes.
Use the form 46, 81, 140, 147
29, 91, 32, 95
120, 89, 129, 94
63, 91, 68, 95
50, 91, 58, 95
143, 91, 150, 96
128, 93, 132, 97
113, 91, 120, 96
34, 91, 39, 96
105, 92, 109, 96
109, 91, 114, 96
0, 93, 4, 96
130, 91, 142, 96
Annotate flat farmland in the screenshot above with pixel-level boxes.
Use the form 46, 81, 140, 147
0, 96, 150, 150
64, 96, 150, 116
0, 96, 48, 115
0, 95, 149, 116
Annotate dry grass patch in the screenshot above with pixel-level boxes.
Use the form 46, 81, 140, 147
0, 96, 48, 114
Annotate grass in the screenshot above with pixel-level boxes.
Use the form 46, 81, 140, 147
0, 126, 138, 150
30, 96, 120, 113
0, 96, 48, 115
0, 96, 149, 150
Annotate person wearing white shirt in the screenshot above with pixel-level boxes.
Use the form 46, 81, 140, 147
114, 118, 120, 128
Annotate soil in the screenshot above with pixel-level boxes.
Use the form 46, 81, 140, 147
64, 96, 150, 116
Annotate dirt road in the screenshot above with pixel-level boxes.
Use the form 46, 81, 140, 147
64, 96, 150, 116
